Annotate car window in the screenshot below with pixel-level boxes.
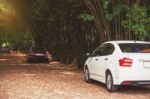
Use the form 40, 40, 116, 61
103, 43, 115, 55
91, 46, 103, 57
119, 43, 150, 53
31, 47, 46, 53
94, 45, 104, 56
91, 43, 114, 57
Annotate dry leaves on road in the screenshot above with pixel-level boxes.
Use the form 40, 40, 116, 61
0, 54, 150, 99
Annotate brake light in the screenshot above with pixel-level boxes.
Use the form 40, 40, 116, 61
119, 57, 133, 67
122, 81, 132, 85
44, 51, 49, 56
31, 52, 36, 55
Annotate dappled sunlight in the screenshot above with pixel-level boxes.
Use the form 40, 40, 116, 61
0, 54, 150, 98
0, 1, 17, 26
11, 52, 26, 57
0, 0, 150, 98
0, 74, 54, 98
62, 71, 76, 75
0, 58, 8, 61
50, 61, 61, 64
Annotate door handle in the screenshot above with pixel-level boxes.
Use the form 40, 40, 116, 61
95, 59, 99, 61
104, 58, 108, 60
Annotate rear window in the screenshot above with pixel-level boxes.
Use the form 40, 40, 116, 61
31, 47, 46, 53
119, 43, 150, 53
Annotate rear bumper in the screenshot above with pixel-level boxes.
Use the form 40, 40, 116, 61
113, 69, 150, 85
121, 80, 150, 85
27, 56, 49, 62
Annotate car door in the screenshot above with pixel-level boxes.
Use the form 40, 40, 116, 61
86, 44, 105, 81
94, 43, 115, 81
88, 46, 103, 77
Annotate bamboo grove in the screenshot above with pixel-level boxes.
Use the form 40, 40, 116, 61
1, 0, 150, 68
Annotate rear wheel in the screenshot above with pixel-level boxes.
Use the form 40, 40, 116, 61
106, 72, 118, 92
26, 59, 30, 63
45, 60, 50, 64
84, 67, 91, 83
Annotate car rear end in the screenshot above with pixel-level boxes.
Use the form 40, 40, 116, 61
114, 41, 150, 85
27, 47, 51, 63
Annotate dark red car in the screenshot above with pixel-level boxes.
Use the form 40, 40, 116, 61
26, 47, 52, 63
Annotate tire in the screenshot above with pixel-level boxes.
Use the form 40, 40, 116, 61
106, 72, 118, 92
45, 60, 50, 64
26, 59, 30, 63
84, 67, 91, 83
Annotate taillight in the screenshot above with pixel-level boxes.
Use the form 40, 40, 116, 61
31, 52, 36, 55
121, 81, 132, 85
44, 51, 49, 56
119, 57, 133, 67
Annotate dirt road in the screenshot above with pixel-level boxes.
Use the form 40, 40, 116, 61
0, 54, 150, 99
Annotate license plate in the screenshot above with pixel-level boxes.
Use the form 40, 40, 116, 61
143, 61, 150, 68
36, 53, 44, 56
138, 82, 150, 84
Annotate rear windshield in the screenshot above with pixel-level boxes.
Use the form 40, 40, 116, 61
119, 43, 150, 53
31, 47, 46, 53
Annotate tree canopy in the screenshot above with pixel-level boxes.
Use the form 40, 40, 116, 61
0, 0, 150, 68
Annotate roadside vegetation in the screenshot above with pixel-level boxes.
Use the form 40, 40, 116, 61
0, 0, 150, 68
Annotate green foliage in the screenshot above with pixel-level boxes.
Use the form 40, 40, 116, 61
103, 0, 111, 9
0, 3, 8, 12
103, 1, 124, 22
0, 31, 33, 51
78, 13, 95, 21
103, 0, 113, 21
113, 3, 124, 16
10, 32, 33, 52
2, 0, 150, 67
7, 0, 99, 66
122, 4, 148, 40
0, 0, 33, 50
102, 1, 150, 40
0, 33, 6, 47
105, 13, 113, 21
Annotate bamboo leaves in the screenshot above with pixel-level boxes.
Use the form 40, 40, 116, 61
122, 4, 148, 40
78, 13, 95, 21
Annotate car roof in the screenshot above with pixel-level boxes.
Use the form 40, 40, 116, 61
105, 40, 150, 44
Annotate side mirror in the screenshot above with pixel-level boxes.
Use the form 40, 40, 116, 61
86, 53, 90, 57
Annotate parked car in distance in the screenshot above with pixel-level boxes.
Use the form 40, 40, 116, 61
26, 47, 52, 63
84, 40, 150, 92
0, 47, 15, 53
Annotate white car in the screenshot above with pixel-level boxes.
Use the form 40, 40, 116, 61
84, 40, 150, 92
